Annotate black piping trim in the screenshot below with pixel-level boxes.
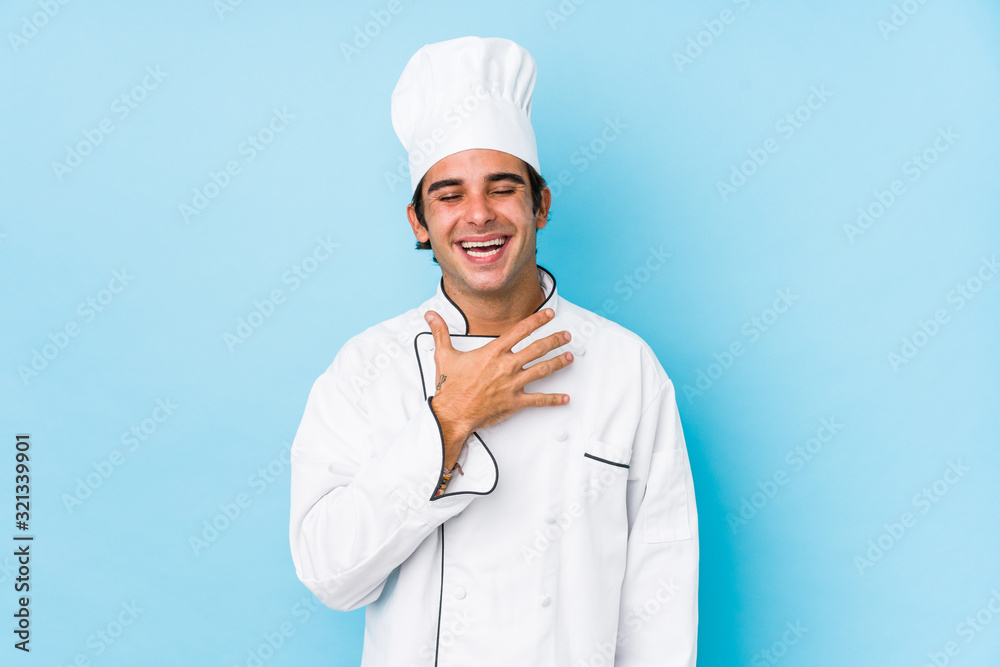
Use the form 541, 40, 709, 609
415, 331, 495, 401
439, 277, 471, 334
536, 264, 557, 312
426, 397, 499, 500
414, 332, 500, 502
438, 264, 558, 335
433, 523, 444, 667
583, 452, 630, 469
419, 265, 557, 665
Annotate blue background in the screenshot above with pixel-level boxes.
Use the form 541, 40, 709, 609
2, 1, 999, 665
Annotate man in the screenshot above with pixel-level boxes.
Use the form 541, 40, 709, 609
289, 36, 698, 666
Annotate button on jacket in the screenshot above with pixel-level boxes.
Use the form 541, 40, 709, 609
289, 266, 698, 666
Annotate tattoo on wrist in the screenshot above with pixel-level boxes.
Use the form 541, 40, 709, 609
436, 374, 447, 391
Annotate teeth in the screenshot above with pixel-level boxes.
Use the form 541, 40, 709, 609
461, 237, 506, 249
465, 245, 502, 258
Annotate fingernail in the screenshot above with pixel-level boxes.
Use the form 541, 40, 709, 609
563, 331, 571, 342
545, 308, 554, 317
424, 312, 434, 323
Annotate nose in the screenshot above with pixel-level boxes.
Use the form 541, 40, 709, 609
464, 189, 496, 225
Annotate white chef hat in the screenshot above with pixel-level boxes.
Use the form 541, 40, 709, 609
391, 36, 540, 196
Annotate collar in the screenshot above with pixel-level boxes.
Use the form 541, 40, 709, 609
432, 264, 559, 335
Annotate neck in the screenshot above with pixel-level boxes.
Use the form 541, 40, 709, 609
442, 265, 545, 336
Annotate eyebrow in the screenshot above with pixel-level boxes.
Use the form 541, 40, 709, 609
486, 172, 526, 186
426, 171, 526, 195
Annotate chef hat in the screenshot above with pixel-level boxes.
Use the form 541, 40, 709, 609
391, 36, 540, 196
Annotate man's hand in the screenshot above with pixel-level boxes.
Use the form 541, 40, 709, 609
424, 307, 574, 469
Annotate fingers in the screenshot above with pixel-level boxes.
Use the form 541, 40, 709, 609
520, 350, 574, 385
424, 310, 453, 352
520, 391, 570, 408
499, 307, 555, 351
514, 329, 572, 366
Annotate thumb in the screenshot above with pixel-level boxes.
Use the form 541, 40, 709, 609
424, 310, 453, 353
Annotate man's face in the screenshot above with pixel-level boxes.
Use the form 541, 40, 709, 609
407, 148, 550, 297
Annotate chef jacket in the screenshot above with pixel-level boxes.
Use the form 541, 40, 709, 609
289, 265, 698, 666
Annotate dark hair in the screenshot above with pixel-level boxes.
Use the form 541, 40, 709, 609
410, 160, 549, 263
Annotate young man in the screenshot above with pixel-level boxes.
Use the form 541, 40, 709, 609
289, 36, 698, 666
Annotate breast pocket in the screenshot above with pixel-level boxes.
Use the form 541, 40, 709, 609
579, 439, 632, 507
564, 439, 632, 565
583, 439, 632, 471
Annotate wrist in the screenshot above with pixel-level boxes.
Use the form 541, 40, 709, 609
429, 395, 472, 466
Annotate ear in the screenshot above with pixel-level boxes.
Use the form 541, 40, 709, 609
535, 186, 551, 231
407, 203, 429, 242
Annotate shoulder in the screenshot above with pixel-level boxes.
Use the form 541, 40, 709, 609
558, 298, 668, 373
557, 297, 674, 408
321, 306, 427, 377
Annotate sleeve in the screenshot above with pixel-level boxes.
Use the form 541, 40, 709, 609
288, 342, 498, 612
614, 352, 699, 666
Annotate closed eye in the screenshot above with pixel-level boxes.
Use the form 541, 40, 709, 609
438, 189, 513, 201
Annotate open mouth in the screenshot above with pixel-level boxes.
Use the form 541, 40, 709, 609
458, 236, 509, 259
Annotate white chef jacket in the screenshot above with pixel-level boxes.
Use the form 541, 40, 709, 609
289, 265, 698, 666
